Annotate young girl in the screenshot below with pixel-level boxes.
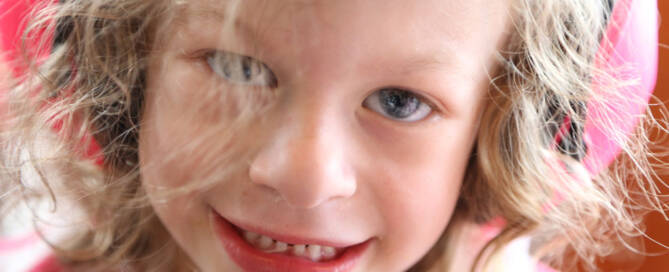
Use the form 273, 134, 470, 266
0, 0, 666, 271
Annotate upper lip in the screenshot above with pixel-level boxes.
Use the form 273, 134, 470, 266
220, 212, 366, 249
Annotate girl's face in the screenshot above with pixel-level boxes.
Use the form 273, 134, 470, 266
139, 0, 510, 271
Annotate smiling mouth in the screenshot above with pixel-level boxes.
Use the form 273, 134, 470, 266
233, 225, 343, 262
210, 208, 372, 272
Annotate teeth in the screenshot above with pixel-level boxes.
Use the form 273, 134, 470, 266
241, 230, 340, 262
275, 241, 288, 252
293, 244, 306, 256
308, 245, 322, 261
243, 231, 260, 243
323, 246, 336, 259
258, 235, 274, 249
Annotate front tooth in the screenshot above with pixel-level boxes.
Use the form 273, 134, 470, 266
293, 244, 306, 256
243, 231, 260, 243
322, 246, 336, 259
258, 236, 274, 249
275, 241, 288, 252
308, 245, 322, 261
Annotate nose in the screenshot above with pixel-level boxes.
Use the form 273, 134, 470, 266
248, 109, 358, 209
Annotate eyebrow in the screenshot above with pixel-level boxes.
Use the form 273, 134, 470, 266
179, 6, 227, 22
401, 53, 455, 74
173, 5, 262, 46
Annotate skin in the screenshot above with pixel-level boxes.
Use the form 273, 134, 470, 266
139, 0, 511, 271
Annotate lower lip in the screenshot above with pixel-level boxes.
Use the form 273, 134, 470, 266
211, 210, 371, 272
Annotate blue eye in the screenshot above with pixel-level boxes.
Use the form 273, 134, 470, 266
206, 51, 277, 87
363, 88, 433, 122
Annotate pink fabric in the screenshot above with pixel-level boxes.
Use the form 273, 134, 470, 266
0, 232, 63, 272
0, 0, 31, 68
0, 232, 40, 252
584, 0, 659, 174
0, 0, 57, 77
536, 262, 558, 272
29, 255, 62, 272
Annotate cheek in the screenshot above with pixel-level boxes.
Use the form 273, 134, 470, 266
141, 172, 220, 271
138, 86, 238, 271
376, 159, 465, 265
361, 122, 476, 268
137, 59, 222, 246
138, 58, 249, 188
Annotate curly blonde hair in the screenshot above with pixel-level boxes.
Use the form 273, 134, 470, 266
1, 0, 666, 271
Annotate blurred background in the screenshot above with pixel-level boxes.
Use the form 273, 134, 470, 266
635, 1, 669, 271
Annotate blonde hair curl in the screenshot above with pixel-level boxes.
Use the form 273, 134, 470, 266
0, 0, 666, 271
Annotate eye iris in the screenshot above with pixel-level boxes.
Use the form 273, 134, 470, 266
208, 52, 274, 86
221, 58, 232, 77
379, 89, 420, 119
242, 56, 253, 80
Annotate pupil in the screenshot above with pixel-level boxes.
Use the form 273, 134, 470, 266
242, 57, 252, 80
379, 89, 419, 118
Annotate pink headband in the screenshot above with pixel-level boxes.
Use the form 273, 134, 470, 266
583, 0, 659, 175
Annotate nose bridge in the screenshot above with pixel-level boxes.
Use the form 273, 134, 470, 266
249, 96, 357, 209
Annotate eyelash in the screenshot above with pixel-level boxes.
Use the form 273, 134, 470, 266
204, 50, 435, 123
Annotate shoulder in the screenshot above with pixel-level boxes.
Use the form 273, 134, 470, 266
445, 217, 558, 272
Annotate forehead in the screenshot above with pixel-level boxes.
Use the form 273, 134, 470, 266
173, 0, 511, 41
171, 0, 511, 67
